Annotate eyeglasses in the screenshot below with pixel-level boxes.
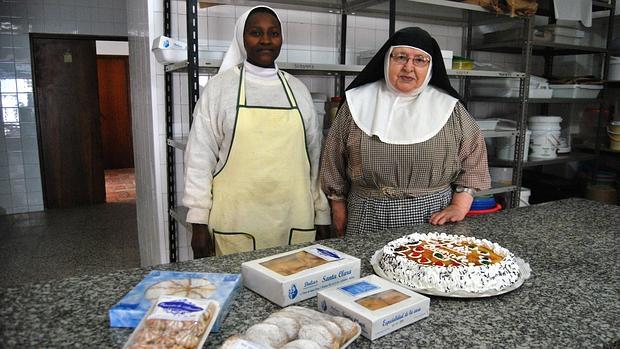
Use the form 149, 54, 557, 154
390, 53, 431, 67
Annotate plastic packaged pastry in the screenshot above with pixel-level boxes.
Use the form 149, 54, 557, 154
221, 306, 361, 349
109, 270, 241, 331
122, 295, 220, 349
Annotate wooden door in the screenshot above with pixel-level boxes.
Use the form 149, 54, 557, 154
97, 56, 134, 169
32, 37, 105, 208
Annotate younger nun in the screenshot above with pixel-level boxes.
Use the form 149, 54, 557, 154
183, 6, 330, 257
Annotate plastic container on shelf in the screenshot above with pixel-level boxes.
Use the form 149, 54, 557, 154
608, 57, 620, 81
586, 172, 617, 204
470, 195, 497, 210
471, 76, 552, 98
519, 187, 531, 207
489, 167, 513, 185
528, 116, 562, 160
557, 125, 572, 154
441, 50, 454, 70
496, 129, 531, 161
452, 56, 474, 70
151, 36, 187, 64
475, 119, 500, 130
483, 24, 599, 47
466, 203, 502, 217
608, 125, 620, 151
548, 84, 603, 99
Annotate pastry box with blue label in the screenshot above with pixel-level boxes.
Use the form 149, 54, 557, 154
317, 275, 430, 340
109, 270, 242, 331
241, 244, 360, 307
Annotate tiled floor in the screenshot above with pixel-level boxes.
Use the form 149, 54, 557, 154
0, 202, 140, 288
105, 168, 136, 203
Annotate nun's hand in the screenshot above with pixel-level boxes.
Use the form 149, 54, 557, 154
191, 224, 215, 258
429, 192, 473, 225
429, 205, 469, 225
330, 200, 347, 238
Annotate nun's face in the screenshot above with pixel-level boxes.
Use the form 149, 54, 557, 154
243, 12, 282, 68
388, 47, 430, 93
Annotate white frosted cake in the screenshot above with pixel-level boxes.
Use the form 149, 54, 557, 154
378, 232, 522, 294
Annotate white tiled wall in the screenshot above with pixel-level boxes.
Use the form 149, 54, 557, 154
0, 0, 127, 215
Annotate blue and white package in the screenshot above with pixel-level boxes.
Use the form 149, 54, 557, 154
109, 270, 242, 330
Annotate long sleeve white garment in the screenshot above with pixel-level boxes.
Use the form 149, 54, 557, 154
183, 64, 331, 226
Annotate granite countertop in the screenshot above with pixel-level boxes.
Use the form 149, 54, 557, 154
1, 198, 619, 348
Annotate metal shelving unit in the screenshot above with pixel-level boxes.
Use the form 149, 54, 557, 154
163, 0, 560, 260
465, 11, 534, 207
469, 0, 616, 207
470, 97, 601, 104
490, 153, 599, 168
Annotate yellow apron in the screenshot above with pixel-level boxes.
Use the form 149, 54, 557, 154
209, 67, 316, 256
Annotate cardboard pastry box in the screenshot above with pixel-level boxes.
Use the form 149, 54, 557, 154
242, 244, 360, 307
317, 275, 430, 340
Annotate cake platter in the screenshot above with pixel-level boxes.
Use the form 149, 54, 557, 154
370, 249, 531, 298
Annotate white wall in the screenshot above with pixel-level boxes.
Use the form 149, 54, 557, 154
96, 40, 129, 55
126, 0, 169, 266
0, 0, 127, 215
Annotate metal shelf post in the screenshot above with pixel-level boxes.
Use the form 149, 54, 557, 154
164, 0, 178, 262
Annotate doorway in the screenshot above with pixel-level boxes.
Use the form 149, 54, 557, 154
96, 54, 135, 203
31, 34, 132, 208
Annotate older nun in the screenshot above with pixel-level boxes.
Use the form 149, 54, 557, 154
320, 27, 491, 236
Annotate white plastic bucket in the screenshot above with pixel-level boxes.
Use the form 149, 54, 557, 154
519, 187, 531, 207
609, 56, 620, 81
496, 129, 531, 161
528, 116, 562, 160
608, 127, 620, 151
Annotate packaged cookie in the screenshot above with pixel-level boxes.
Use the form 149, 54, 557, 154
242, 245, 360, 306
109, 270, 241, 331
123, 295, 220, 349
317, 275, 430, 340
220, 306, 361, 349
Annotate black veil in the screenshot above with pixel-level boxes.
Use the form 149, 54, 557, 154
346, 27, 460, 100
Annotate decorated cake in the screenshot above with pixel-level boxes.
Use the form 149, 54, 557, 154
378, 232, 522, 294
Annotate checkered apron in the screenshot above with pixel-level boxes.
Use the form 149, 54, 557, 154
345, 132, 454, 236
346, 187, 452, 235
